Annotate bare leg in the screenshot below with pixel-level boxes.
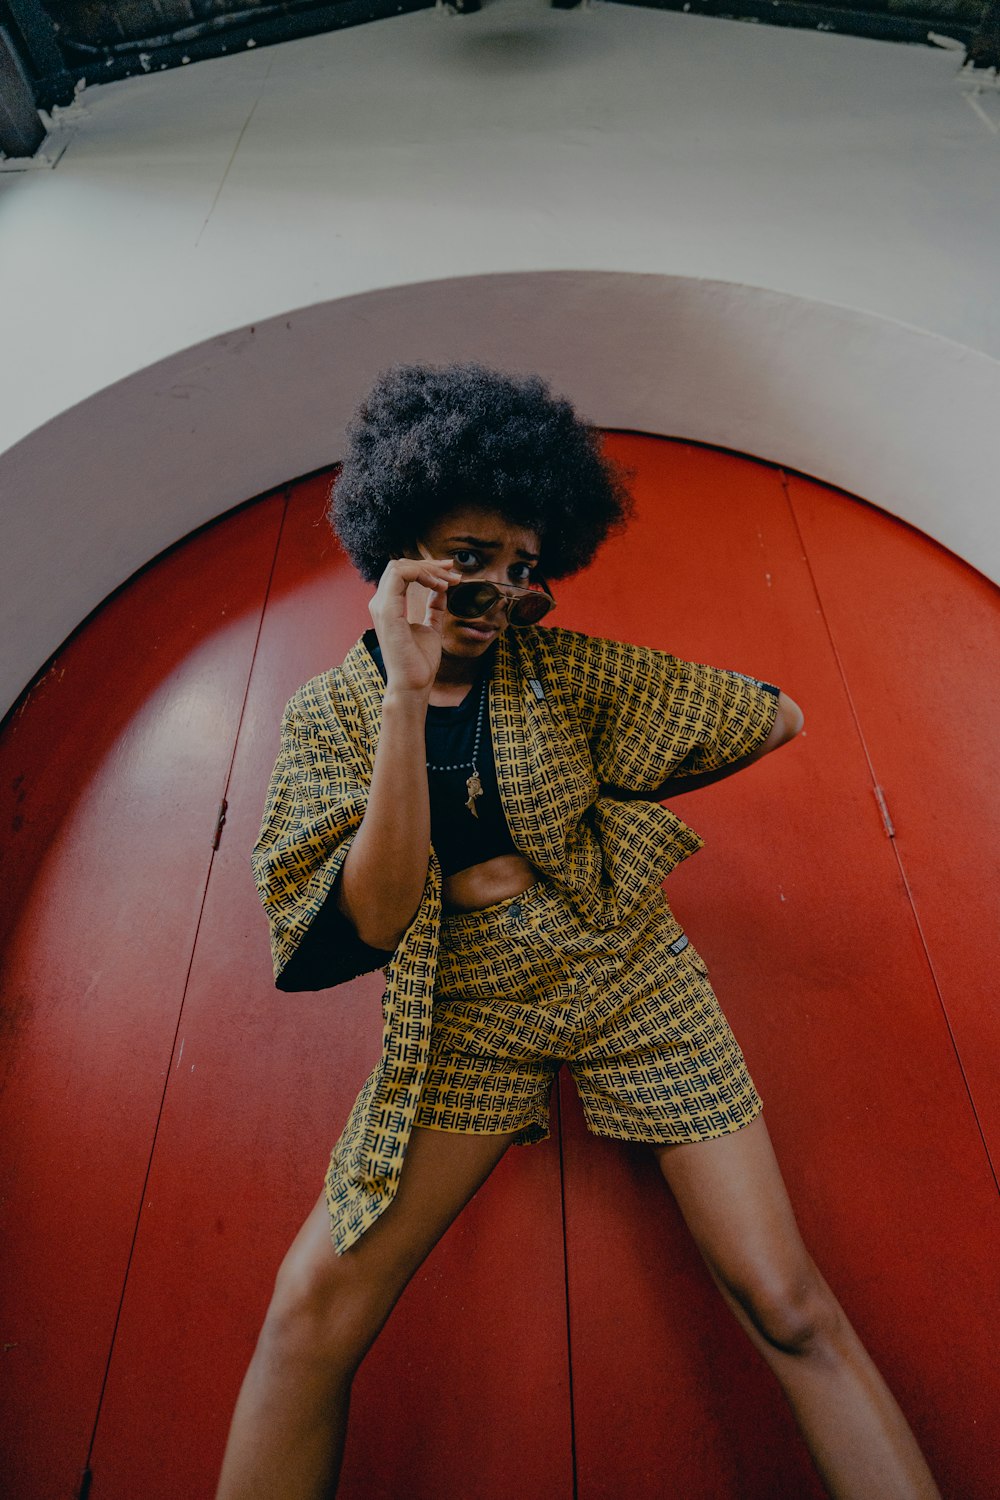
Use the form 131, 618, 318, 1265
653, 1115, 940, 1500
215, 1124, 519, 1500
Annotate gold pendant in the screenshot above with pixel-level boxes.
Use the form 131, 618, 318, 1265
465, 771, 483, 817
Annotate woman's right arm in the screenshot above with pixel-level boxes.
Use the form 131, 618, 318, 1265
333, 554, 459, 951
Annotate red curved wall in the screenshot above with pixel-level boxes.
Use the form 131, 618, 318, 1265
1, 436, 997, 1499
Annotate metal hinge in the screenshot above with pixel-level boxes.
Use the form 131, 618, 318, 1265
873, 785, 896, 839
211, 797, 229, 850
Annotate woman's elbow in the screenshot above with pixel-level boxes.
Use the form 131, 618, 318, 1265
344, 896, 410, 954
354, 919, 407, 953
775, 691, 804, 744
333, 872, 406, 952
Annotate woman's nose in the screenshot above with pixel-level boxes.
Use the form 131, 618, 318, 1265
482, 593, 511, 625
477, 570, 513, 619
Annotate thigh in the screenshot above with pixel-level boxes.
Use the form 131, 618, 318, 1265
356, 1122, 520, 1281
278, 1125, 520, 1335
652, 1113, 814, 1303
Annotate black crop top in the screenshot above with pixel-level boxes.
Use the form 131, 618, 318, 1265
364, 631, 519, 878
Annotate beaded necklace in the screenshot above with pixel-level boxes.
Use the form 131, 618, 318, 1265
425, 672, 487, 817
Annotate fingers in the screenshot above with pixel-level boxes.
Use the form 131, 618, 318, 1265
423, 583, 448, 629
382, 556, 459, 596
371, 558, 458, 633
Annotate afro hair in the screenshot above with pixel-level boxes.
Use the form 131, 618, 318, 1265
329, 362, 634, 582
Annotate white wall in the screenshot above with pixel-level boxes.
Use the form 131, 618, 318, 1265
2, 0, 998, 712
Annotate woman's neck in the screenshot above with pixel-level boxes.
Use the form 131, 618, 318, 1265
432, 645, 495, 702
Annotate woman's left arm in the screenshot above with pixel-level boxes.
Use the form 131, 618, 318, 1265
655, 691, 804, 796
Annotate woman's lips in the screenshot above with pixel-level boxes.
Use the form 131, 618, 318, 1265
455, 622, 497, 642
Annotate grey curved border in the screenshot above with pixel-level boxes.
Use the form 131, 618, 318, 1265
3, 270, 997, 714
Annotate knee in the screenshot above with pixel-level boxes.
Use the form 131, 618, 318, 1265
259, 1235, 381, 1379
729, 1264, 843, 1358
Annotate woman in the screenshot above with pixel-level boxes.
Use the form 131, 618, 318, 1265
217, 363, 939, 1500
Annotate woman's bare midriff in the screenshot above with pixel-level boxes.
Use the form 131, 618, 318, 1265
441, 853, 540, 914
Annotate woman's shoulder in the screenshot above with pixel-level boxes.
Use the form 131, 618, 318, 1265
284, 635, 377, 728
522, 622, 623, 657
522, 623, 669, 678
285, 671, 338, 722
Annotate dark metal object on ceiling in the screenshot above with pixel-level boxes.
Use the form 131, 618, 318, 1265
1, 0, 435, 117
965, 0, 999, 66
1, 0, 993, 161
48, 0, 431, 56
40, 0, 987, 59
610, 0, 981, 48
2, 0, 75, 113
1, 20, 47, 153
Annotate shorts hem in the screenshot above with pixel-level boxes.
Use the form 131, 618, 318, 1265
411, 1116, 551, 1146
583, 1095, 764, 1147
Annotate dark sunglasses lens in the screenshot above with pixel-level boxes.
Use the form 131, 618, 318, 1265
509, 592, 553, 625
447, 582, 499, 618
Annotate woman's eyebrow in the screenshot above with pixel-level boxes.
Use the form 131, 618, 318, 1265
446, 534, 539, 561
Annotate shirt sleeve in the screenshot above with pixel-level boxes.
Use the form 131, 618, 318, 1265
251, 698, 394, 992
546, 626, 780, 790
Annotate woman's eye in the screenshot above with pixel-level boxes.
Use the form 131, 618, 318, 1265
452, 550, 481, 570
510, 565, 534, 584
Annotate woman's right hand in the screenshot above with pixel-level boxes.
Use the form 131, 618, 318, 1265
368, 555, 460, 695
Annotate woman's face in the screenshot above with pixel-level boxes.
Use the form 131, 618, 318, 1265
419, 505, 543, 661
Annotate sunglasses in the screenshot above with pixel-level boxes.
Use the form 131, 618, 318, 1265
414, 541, 555, 626
445, 577, 555, 627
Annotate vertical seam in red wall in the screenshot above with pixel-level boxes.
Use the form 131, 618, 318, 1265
206, 490, 293, 834
555, 1074, 580, 1500
779, 471, 999, 1194
80, 489, 292, 1475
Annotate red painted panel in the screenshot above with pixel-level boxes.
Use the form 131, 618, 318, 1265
0, 498, 284, 1500
4, 441, 997, 1500
554, 436, 999, 1500
785, 473, 1000, 1175
86, 475, 574, 1499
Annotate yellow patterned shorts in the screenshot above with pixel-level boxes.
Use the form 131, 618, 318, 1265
412, 879, 762, 1146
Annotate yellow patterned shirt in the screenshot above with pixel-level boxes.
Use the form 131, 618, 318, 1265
252, 624, 779, 1253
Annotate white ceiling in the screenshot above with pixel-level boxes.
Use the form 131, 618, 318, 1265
1, 0, 998, 710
